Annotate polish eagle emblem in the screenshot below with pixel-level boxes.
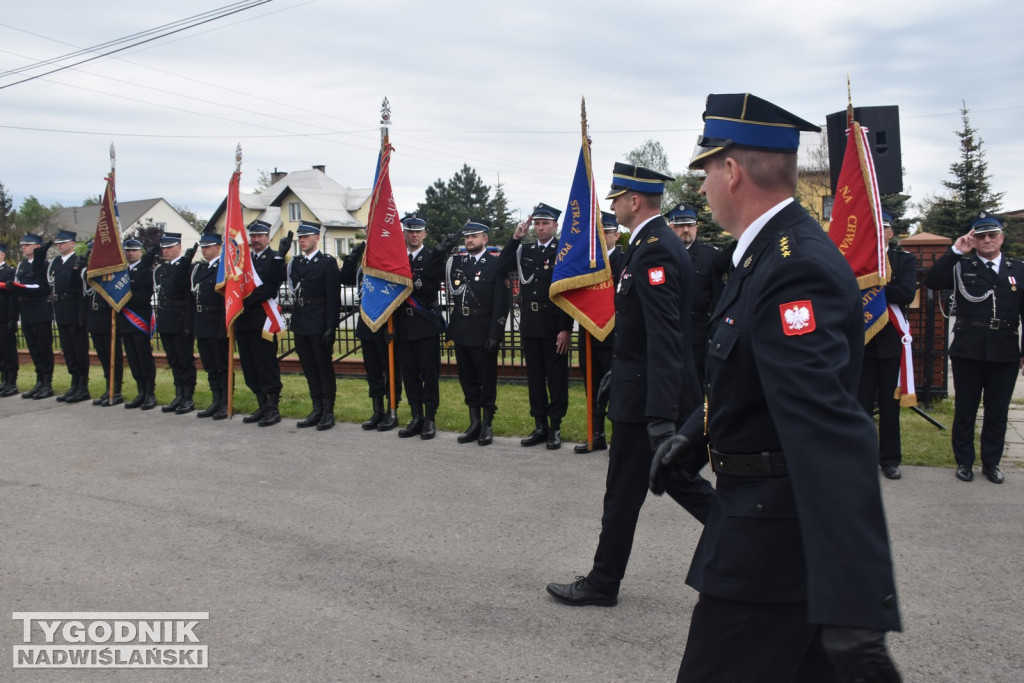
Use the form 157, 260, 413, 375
784, 305, 810, 330
779, 300, 816, 336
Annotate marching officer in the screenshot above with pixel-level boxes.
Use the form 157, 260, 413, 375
498, 203, 573, 449
118, 238, 158, 410
574, 211, 624, 453
49, 230, 91, 403
666, 202, 723, 384
236, 221, 291, 428
393, 215, 460, 440
0, 243, 20, 397
925, 212, 1024, 484
288, 220, 341, 431
83, 240, 125, 406
191, 231, 228, 420
445, 218, 511, 446
154, 232, 199, 414
340, 241, 402, 432
17, 233, 55, 399
650, 93, 901, 680
858, 211, 918, 480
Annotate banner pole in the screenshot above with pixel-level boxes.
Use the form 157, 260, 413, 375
226, 323, 235, 417
387, 315, 396, 420
585, 331, 594, 450
108, 309, 116, 400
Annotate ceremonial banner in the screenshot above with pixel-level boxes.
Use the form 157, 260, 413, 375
217, 167, 258, 330
360, 143, 412, 332
261, 298, 285, 341
86, 170, 131, 312
549, 116, 615, 341
829, 114, 888, 342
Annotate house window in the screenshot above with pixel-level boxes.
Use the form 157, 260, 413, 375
288, 202, 301, 222
155, 222, 167, 230
335, 237, 352, 256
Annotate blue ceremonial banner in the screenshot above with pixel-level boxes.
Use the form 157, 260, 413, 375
549, 107, 615, 341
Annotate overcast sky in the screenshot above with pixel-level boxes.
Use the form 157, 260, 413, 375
2, 0, 1022, 231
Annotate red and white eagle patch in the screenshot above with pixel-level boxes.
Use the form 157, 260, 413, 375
779, 300, 816, 336
648, 267, 665, 285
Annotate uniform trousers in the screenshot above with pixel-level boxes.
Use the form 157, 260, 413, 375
1, 322, 19, 379
951, 356, 1019, 469
57, 322, 90, 379
236, 329, 281, 396
677, 594, 840, 683
577, 335, 614, 422
195, 337, 227, 397
857, 355, 903, 468
294, 333, 336, 402
90, 332, 124, 387
160, 331, 197, 391
363, 337, 401, 402
120, 332, 156, 390
522, 335, 568, 421
588, 421, 714, 595
23, 322, 53, 375
397, 335, 440, 411
454, 343, 497, 411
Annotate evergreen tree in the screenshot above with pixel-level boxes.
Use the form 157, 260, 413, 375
919, 104, 1005, 240
16, 195, 60, 237
0, 182, 17, 256
415, 164, 511, 247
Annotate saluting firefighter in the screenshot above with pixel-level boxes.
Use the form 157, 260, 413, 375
925, 212, 1024, 484
445, 218, 511, 446
497, 203, 573, 450
288, 220, 341, 431
0, 243, 20, 397
154, 232, 199, 414
48, 230, 91, 403
118, 238, 158, 410
16, 233, 55, 399
236, 220, 291, 428
393, 215, 460, 439
190, 231, 228, 420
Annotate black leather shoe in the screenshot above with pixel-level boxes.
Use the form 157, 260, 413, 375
457, 423, 481, 444
955, 465, 974, 482
196, 403, 218, 418
162, 396, 182, 413
258, 409, 281, 427
881, 465, 902, 480
242, 407, 266, 424
477, 424, 493, 446
211, 405, 229, 420
33, 384, 54, 400
546, 429, 561, 450
982, 466, 1005, 484
140, 394, 158, 411
573, 434, 608, 454
546, 576, 617, 607
520, 428, 547, 447
125, 394, 145, 409
420, 419, 436, 440
316, 413, 335, 431
174, 397, 194, 414
21, 383, 41, 399
0, 383, 19, 398
398, 417, 424, 438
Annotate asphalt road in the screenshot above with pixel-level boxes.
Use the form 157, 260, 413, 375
2, 397, 1022, 682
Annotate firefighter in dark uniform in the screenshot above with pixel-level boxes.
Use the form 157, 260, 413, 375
651, 93, 901, 681
189, 231, 228, 420
17, 233, 55, 399
666, 203, 723, 385
858, 211, 918, 480
498, 203, 573, 449
340, 241, 402, 432
0, 243, 20, 397
118, 238, 158, 410
925, 212, 1024, 484
394, 215, 460, 440
446, 218, 511, 446
83, 240, 125, 406
289, 221, 341, 431
48, 230, 91, 403
236, 220, 291, 428
573, 211, 624, 453
547, 164, 712, 607
154, 232, 199, 414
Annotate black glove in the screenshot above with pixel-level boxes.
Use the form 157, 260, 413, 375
820, 627, 901, 683
35, 241, 53, 259
183, 243, 199, 263
351, 241, 366, 259
384, 331, 394, 343
596, 370, 611, 408
483, 338, 499, 355
322, 328, 336, 354
437, 231, 461, 254
277, 231, 294, 257
650, 434, 693, 495
79, 249, 92, 268
646, 418, 676, 454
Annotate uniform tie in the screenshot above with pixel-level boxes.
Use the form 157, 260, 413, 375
987, 261, 996, 272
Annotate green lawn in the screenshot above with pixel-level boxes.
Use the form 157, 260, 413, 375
19, 364, 972, 465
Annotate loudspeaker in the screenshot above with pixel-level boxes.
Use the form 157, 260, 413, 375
826, 105, 902, 195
